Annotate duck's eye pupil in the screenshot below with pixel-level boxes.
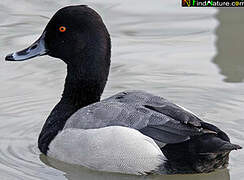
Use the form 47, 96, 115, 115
59, 26, 66, 32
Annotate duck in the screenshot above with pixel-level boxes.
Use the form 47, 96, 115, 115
5, 5, 241, 175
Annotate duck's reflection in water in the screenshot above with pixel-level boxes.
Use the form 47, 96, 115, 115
40, 154, 230, 180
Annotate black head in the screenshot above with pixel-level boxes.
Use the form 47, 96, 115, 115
5, 5, 111, 105
6, 5, 111, 108
44, 5, 110, 65
5, 5, 111, 67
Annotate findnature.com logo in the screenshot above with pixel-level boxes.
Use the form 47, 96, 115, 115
182, 0, 191, 6
182, 0, 244, 7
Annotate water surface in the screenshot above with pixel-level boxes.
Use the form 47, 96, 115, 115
0, 1, 243, 180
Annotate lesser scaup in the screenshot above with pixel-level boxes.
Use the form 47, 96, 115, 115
5, 5, 241, 175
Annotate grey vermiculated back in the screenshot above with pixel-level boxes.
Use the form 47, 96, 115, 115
64, 90, 203, 144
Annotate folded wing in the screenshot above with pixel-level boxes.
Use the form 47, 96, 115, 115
64, 90, 230, 145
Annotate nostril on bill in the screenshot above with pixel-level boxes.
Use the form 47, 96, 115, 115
30, 44, 38, 50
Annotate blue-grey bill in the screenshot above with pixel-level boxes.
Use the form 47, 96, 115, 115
5, 32, 48, 61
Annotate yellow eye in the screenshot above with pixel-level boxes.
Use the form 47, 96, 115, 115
59, 26, 66, 32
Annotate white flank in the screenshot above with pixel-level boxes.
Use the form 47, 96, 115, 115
48, 126, 165, 175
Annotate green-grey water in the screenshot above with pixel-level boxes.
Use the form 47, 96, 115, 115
0, 0, 243, 180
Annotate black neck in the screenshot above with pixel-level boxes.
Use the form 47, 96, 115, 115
61, 64, 105, 107
38, 30, 111, 154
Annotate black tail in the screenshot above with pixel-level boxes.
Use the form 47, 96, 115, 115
162, 134, 241, 174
